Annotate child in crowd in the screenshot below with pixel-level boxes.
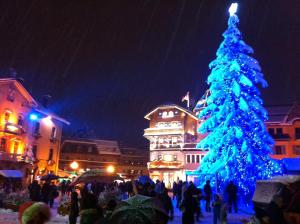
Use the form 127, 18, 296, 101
212, 194, 222, 224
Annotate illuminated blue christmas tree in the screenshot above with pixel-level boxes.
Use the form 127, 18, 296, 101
195, 3, 282, 199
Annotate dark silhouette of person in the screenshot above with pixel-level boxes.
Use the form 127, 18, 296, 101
204, 180, 212, 212
157, 188, 174, 221
28, 180, 41, 202
225, 181, 238, 213
181, 186, 198, 224
41, 181, 51, 205
69, 191, 79, 224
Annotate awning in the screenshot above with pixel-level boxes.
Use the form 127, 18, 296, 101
0, 170, 23, 178
283, 158, 300, 174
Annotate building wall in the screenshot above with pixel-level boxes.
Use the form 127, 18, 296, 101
0, 80, 65, 182
118, 148, 149, 179
59, 140, 121, 173
267, 120, 300, 159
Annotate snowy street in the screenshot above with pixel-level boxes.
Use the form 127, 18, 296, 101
0, 199, 253, 224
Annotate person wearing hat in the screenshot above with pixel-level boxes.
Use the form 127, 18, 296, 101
19, 201, 51, 224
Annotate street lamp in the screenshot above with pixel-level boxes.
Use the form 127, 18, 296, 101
106, 165, 115, 174
70, 161, 79, 170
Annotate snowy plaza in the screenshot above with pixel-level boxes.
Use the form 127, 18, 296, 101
0, 1, 299, 224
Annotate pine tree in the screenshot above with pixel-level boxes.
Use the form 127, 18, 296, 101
196, 3, 282, 199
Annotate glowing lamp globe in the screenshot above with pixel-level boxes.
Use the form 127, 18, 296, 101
30, 114, 38, 121
106, 165, 115, 173
70, 161, 79, 170
43, 116, 53, 126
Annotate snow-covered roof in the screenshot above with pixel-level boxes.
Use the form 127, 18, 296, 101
0, 78, 69, 125
144, 104, 198, 120
266, 102, 300, 124
0, 78, 38, 107
62, 139, 121, 155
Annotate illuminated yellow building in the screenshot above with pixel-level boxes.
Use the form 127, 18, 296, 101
0, 78, 69, 184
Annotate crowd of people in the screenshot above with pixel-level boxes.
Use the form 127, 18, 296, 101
172, 179, 238, 224
28, 180, 60, 208
19, 178, 240, 224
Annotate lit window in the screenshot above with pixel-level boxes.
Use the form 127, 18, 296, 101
169, 111, 174, 117
4, 111, 11, 122
174, 155, 177, 161
13, 141, 19, 154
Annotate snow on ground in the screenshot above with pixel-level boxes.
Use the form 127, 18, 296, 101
0, 199, 253, 224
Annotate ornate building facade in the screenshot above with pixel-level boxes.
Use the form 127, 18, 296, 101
0, 78, 69, 184
144, 104, 206, 188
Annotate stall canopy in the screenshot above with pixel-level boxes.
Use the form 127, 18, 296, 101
283, 158, 300, 174
0, 170, 23, 178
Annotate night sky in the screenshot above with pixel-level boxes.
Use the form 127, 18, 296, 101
0, 1, 299, 147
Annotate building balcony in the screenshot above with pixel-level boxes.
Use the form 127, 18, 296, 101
0, 151, 26, 162
144, 127, 184, 138
1, 123, 25, 135
148, 160, 184, 169
270, 134, 291, 140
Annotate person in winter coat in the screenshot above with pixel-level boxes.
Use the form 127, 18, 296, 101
49, 182, 58, 208
41, 181, 51, 205
69, 191, 79, 224
225, 181, 238, 213
157, 188, 174, 221
176, 180, 183, 208
80, 192, 103, 224
19, 201, 51, 224
28, 180, 41, 202
204, 180, 212, 212
212, 194, 221, 224
181, 187, 198, 224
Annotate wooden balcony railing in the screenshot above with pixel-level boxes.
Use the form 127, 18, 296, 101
0, 151, 32, 163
